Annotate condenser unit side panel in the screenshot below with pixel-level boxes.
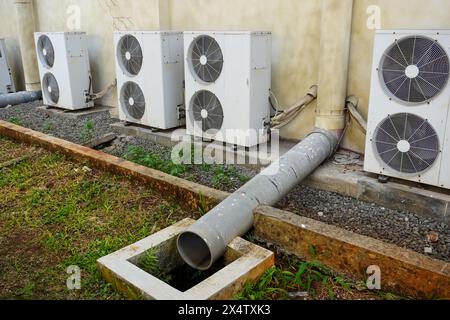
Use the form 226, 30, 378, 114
248, 33, 271, 145
0, 40, 15, 94
65, 34, 92, 109
141, 34, 165, 128
160, 33, 185, 129
220, 34, 252, 146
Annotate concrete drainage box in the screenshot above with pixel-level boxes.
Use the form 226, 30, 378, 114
97, 218, 274, 300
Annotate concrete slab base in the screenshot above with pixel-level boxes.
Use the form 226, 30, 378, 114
37, 105, 112, 120
97, 218, 274, 300
305, 160, 450, 224
111, 121, 296, 166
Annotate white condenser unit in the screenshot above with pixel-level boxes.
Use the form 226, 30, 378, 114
34, 32, 93, 110
184, 31, 272, 147
0, 39, 15, 94
114, 31, 185, 129
365, 30, 450, 189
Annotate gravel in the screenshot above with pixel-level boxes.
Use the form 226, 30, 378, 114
1, 101, 449, 262
279, 186, 450, 262
0, 101, 116, 145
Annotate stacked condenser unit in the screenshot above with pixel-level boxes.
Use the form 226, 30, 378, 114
114, 31, 185, 130
0, 39, 15, 94
184, 31, 272, 147
365, 30, 450, 189
34, 32, 93, 110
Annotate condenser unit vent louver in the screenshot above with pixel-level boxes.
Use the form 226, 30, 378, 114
43, 72, 59, 104
37, 35, 55, 68
120, 81, 146, 120
188, 35, 223, 83
380, 36, 450, 104
374, 113, 439, 174
191, 90, 224, 132
117, 34, 143, 76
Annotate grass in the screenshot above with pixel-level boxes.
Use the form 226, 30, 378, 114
235, 258, 355, 300
124, 146, 187, 177
8, 116, 23, 126
211, 166, 249, 189
0, 137, 200, 299
81, 119, 95, 143
122, 145, 250, 190
42, 120, 55, 133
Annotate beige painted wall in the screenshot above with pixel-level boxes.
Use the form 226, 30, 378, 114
2, 0, 450, 153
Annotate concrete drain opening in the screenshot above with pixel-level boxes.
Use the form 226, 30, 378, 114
97, 218, 274, 300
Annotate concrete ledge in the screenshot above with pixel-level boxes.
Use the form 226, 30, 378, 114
111, 121, 292, 166
253, 205, 450, 299
0, 120, 228, 211
36, 105, 112, 120
97, 218, 274, 300
305, 162, 450, 224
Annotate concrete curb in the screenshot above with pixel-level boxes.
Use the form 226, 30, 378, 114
254, 205, 450, 299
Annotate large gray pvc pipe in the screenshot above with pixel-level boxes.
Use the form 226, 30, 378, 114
177, 130, 338, 270
0, 91, 42, 108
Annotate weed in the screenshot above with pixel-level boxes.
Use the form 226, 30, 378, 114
15, 282, 35, 299
81, 119, 95, 142
198, 193, 208, 215
8, 116, 23, 126
212, 166, 249, 188
235, 259, 354, 300
124, 146, 187, 177
42, 120, 55, 133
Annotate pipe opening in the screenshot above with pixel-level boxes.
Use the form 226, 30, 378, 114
177, 231, 212, 271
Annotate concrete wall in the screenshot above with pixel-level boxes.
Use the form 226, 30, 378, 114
1, 0, 450, 153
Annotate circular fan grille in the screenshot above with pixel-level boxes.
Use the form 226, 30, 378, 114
42, 72, 59, 104
117, 35, 143, 76
37, 35, 55, 68
374, 113, 440, 174
191, 90, 224, 132
120, 82, 145, 120
380, 36, 449, 104
189, 35, 223, 83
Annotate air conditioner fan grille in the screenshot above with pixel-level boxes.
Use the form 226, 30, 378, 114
191, 90, 224, 132
117, 35, 143, 76
37, 35, 55, 68
120, 81, 146, 120
380, 36, 449, 103
190, 35, 223, 83
42, 72, 59, 104
374, 113, 439, 174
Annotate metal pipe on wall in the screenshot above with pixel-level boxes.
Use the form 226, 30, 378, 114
14, 0, 40, 91
177, 0, 354, 271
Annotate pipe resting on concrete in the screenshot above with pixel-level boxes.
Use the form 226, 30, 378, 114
178, 129, 337, 270
0, 91, 41, 108
177, 0, 353, 270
